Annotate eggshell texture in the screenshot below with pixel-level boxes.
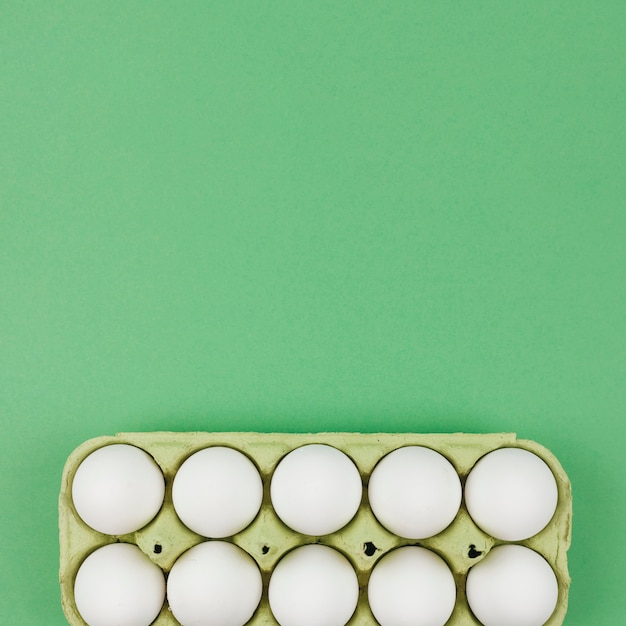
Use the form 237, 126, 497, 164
466, 544, 559, 626
74, 543, 165, 626
464, 447, 558, 541
268, 544, 359, 626
368, 546, 456, 626
172, 446, 263, 537
71, 444, 165, 535
167, 541, 262, 626
270, 444, 362, 535
368, 446, 462, 539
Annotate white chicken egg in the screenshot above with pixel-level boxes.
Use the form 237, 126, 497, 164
268, 544, 359, 626
74, 543, 165, 626
72, 444, 165, 535
172, 446, 263, 537
166, 541, 262, 626
368, 546, 456, 626
270, 444, 362, 536
368, 446, 462, 539
466, 544, 559, 626
464, 447, 558, 541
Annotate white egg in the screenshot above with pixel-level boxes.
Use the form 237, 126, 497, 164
270, 444, 362, 536
368, 546, 456, 626
466, 544, 559, 626
72, 444, 165, 535
368, 446, 462, 539
166, 541, 262, 626
74, 543, 165, 626
172, 446, 263, 537
464, 447, 558, 541
268, 544, 359, 626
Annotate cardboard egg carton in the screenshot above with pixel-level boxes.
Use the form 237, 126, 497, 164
59, 432, 572, 625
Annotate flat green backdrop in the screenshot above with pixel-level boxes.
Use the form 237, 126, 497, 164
1, 2, 624, 624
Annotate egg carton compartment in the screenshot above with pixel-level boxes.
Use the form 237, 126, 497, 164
59, 432, 572, 626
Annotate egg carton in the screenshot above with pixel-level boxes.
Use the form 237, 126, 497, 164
58, 432, 572, 625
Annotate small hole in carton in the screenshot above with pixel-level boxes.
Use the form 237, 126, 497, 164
468, 544, 482, 559
153, 544, 162, 554
364, 542, 378, 556
261, 545, 270, 555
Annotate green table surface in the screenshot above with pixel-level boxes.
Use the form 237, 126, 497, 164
1, 2, 624, 624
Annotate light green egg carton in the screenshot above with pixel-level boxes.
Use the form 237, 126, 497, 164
59, 432, 572, 625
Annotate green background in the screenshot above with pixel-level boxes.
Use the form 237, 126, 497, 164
1, 2, 624, 624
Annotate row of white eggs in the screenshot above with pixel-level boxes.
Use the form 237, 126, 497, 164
72, 443, 559, 541
75, 540, 559, 626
